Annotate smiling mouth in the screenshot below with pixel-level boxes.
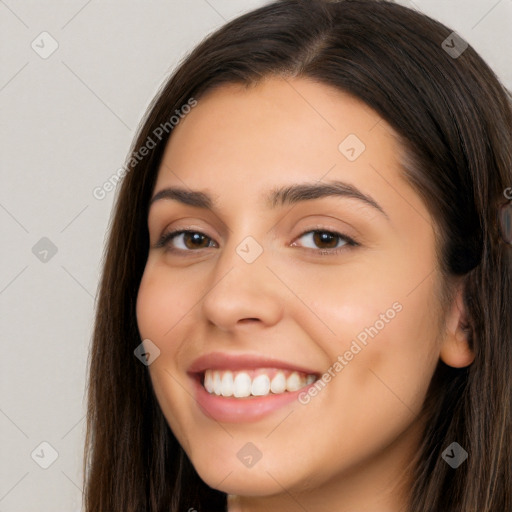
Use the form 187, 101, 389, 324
201, 368, 318, 398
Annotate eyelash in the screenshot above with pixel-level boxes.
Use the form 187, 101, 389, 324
154, 228, 359, 256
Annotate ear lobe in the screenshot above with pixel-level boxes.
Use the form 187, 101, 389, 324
439, 283, 475, 369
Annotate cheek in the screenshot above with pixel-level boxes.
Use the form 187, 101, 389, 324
314, 274, 441, 422
299, 237, 441, 373
137, 266, 164, 340
287, 254, 442, 426
135, 262, 209, 454
136, 261, 198, 341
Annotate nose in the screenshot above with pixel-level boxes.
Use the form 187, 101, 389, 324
201, 236, 285, 331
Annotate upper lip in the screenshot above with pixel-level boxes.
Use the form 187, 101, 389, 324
188, 352, 319, 375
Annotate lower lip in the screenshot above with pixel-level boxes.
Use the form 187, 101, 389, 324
191, 376, 313, 423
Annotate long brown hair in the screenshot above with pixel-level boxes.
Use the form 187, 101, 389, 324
84, 1, 512, 510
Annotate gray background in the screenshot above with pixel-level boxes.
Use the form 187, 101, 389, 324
1, 1, 510, 510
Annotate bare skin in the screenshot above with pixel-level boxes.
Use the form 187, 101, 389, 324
136, 77, 474, 512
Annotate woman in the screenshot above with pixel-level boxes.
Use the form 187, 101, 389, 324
83, 1, 512, 510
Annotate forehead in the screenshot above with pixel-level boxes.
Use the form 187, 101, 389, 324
155, 77, 400, 189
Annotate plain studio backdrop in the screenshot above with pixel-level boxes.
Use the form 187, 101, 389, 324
0, 1, 511, 510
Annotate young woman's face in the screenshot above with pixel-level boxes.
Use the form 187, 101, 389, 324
136, 77, 458, 506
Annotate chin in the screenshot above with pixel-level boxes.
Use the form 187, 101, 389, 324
195, 462, 290, 496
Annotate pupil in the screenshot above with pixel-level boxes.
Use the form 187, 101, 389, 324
185, 232, 208, 249
314, 231, 337, 249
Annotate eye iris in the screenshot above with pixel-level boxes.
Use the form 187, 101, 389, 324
184, 232, 209, 249
313, 231, 338, 249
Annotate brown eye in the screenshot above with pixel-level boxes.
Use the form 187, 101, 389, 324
313, 231, 339, 249
182, 232, 211, 249
294, 230, 357, 252
155, 230, 217, 251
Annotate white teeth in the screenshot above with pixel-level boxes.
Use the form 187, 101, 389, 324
213, 371, 222, 395
203, 369, 316, 398
270, 371, 287, 394
286, 372, 302, 392
204, 371, 214, 393
233, 372, 251, 398
221, 372, 233, 397
251, 375, 270, 396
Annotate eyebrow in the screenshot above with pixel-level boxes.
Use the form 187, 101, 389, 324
149, 180, 388, 219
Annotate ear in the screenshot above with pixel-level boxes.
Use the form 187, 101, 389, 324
439, 283, 475, 368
